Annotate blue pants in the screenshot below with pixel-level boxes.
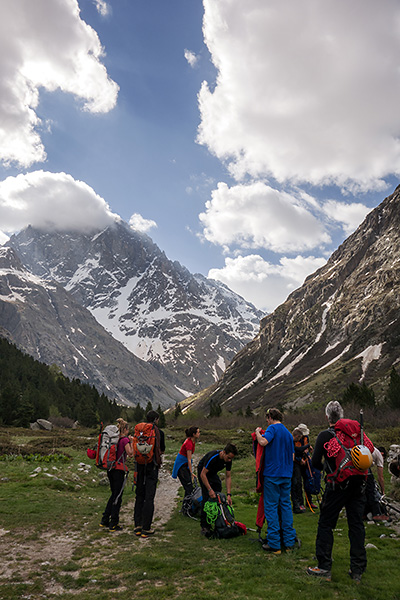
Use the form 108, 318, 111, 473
264, 477, 296, 550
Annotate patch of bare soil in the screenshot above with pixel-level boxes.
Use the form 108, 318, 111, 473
0, 463, 181, 596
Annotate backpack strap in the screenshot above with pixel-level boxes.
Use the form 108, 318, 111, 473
204, 452, 220, 470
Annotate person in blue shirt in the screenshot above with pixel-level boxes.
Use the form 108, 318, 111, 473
255, 407, 296, 554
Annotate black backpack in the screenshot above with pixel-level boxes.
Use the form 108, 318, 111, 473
205, 493, 245, 539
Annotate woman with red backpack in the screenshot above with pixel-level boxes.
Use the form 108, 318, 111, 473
100, 418, 133, 531
172, 426, 201, 497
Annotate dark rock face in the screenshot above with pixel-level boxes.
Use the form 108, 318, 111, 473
0, 246, 184, 408
191, 185, 400, 412
5, 221, 263, 394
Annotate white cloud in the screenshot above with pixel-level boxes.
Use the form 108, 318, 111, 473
0, 171, 119, 233
184, 49, 200, 68
199, 182, 330, 253
208, 254, 327, 312
93, 0, 110, 17
0, 0, 119, 168
198, 0, 400, 190
323, 200, 372, 236
129, 213, 157, 233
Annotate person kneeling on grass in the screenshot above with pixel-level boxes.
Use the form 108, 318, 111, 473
197, 443, 238, 536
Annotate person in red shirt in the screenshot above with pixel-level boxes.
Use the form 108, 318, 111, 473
172, 426, 201, 497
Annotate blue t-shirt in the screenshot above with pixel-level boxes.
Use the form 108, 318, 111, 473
262, 423, 294, 478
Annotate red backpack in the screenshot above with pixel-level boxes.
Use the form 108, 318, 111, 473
95, 424, 126, 471
325, 418, 374, 483
132, 422, 157, 464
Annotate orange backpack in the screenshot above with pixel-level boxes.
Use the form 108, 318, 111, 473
132, 422, 156, 464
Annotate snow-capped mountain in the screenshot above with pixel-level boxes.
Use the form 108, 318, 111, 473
0, 246, 184, 408
6, 221, 263, 393
185, 184, 400, 413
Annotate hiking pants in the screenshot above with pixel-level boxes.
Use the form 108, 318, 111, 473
178, 464, 194, 498
316, 477, 366, 574
134, 462, 159, 531
264, 477, 296, 550
291, 461, 304, 509
102, 468, 126, 527
198, 470, 222, 529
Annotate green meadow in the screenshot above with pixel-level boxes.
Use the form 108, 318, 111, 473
0, 425, 399, 600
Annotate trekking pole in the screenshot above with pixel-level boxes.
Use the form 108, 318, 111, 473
360, 409, 364, 445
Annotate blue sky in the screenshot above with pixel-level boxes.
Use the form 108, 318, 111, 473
1, 0, 400, 312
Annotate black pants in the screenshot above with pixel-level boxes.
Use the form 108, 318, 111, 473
178, 464, 193, 497
102, 469, 126, 527
316, 477, 367, 574
291, 461, 304, 509
364, 472, 381, 517
134, 462, 159, 531
198, 468, 221, 529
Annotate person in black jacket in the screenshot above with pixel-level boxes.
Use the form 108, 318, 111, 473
307, 401, 367, 583
133, 410, 165, 538
197, 444, 238, 535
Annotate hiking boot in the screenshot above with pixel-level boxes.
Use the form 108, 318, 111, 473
307, 566, 331, 581
134, 527, 142, 536
309, 503, 318, 509
109, 524, 123, 532
262, 543, 281, 555
293, 506, 306, 514
141, 529, 155, 538
348, 570, 362, 583
99, 522, 109, 528
372, 514, 390, 521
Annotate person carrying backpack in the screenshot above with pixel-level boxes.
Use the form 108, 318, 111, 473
100, 418, 133, 531
307, 401, 374, 583
132, 410, 165, 538
172, 426, 201, 497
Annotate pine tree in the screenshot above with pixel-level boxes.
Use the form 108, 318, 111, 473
386, 366, 400, 409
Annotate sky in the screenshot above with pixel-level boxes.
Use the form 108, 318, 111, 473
1, 0, 400, 313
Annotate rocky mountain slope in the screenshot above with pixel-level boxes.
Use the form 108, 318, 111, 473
0, 246, 183, 408
6, 221, 263, 393
184, 185, 400, 413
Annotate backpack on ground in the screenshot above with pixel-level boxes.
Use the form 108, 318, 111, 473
96, 423, 125, 471
204, 493, 246, 539
325, 418, 374, 484
132, 422, 156, 464
181, 482, 202, 518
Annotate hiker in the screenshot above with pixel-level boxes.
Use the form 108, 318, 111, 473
291, 427, 308, 513
172, 426, 201, 497
133, 410, 165, 538
197, 443, 238, 536
307, 401, 374, 582
364, 447, 389, 521
100, 418, 133, 531
255, 408, 297, 554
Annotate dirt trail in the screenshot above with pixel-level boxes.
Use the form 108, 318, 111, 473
0, 462, 181, 586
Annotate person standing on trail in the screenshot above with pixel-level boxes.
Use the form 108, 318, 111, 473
100, 418, 133, 532
172, 426, 201, 497
197, 443, 238, 536
133, 410, 165, 538
255, 407, 297, 554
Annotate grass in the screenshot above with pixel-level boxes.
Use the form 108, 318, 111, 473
0, 426, 399, 599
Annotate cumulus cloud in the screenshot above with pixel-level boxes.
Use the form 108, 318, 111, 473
129, 213, 157, 233
323, 200, 372, 236
198, 0, 400, 190
184, 49, 200, 68
199, 182, 330, 253
209, 254, 327, 312
0, 171, 119, 234
0, 0, 119, 168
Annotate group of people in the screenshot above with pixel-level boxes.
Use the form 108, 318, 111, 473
100, 400, 388, 583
